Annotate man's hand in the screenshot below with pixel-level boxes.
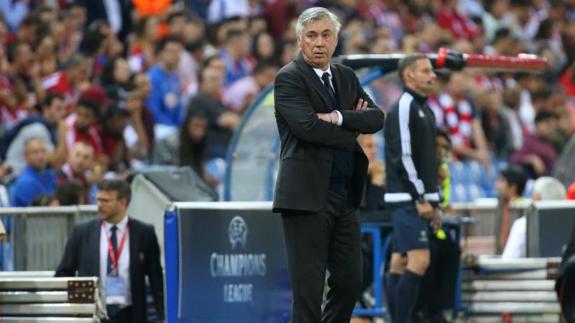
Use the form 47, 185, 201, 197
316, 111, 339, 124
527, 154, 546, 176
355, 98, 368, 110
416, 201, 434, 219
430, 210, 442, 232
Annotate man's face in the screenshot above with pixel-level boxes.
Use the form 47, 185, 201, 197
160, 42, 182, 71
447, 72, 467, 97
496, 177, 511, 199
298, 18, 338, 70
106, 114, 129, 136
187, 117, 207, 142
255, 66, 278, 88
75, 106, 98, 130
15, 43, 34, 72
436, 135, 451, 161
536, 118, 557, 140
44, 98, 66, 123
69, 144, 94, 174
25, 139, 48, 171
207, 58, 226, 75
233, 33, 250, 57
359, 135, 378, 162
96, 190, 123, 222
201, 67, 224, 96
409, 58, 436, 96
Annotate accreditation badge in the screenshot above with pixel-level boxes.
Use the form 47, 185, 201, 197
105, 276, 126, 305
164, 92, 178, 109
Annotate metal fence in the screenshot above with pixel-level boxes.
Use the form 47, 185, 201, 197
0, 206, 98, 271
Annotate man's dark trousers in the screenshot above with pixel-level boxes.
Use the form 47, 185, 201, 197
281, 189, 363, 323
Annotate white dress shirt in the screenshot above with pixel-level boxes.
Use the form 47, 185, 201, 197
103, 0, 122, 34
100, 216, 132, 306
501, 216, 526, 259
312, 66, 343, 126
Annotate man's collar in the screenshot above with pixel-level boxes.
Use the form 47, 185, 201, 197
404, 87, 428, 101
105, 215, 128, 231
313, 66, 332, 79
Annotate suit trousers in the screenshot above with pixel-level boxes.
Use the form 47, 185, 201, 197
281, 190, 363, 323
103, 305, 133, 323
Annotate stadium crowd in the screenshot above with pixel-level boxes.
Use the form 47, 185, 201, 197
0, 0, 573, 207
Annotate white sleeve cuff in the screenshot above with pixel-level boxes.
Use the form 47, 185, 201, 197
334, 110, 343, 126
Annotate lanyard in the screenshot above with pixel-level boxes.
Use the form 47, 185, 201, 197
102, 221, 128, 273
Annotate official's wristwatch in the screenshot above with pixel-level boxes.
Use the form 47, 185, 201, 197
416, 196, 426, 204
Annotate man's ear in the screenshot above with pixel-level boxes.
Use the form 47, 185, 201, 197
406, 69, 414, 82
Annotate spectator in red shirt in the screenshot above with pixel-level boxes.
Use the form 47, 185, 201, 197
437, 0, 478, 39
42, 55, 85, 108
64, 99, 104, 162
57, 141, 95, 186
511, 111, 558, 178
100, 106, 131, 173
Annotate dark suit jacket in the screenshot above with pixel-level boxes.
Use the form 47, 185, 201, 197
77, 0, 132, 41
55, 218, 164, 323
273, 53, 385, 212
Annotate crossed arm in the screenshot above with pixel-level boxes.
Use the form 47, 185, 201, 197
274, 70, 384, 151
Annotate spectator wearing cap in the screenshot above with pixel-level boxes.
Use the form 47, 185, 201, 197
495, 166, 527, 254
511, 111, 558, 178
100, 105, 132, 173
222, 61, 277, 114
10, 137, 58, 207
502, 176, 566, 258
147, 36, 183, 139
3, 93, 67, 176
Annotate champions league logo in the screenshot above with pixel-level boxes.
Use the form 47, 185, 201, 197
228, 216, 248, 250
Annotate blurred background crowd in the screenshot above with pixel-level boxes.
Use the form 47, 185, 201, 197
0, 0, 574, 207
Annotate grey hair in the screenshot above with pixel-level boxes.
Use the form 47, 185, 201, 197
532, 177, 566, 200
295, 7, 341, 39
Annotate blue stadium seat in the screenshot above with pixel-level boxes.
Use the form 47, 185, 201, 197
451, 184, 467, 203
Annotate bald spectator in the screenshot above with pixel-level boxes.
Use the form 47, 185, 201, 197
502, 176, 566, 258
56, 141, 97, 195
3, 93, 67, 175
10, 138, 58, 207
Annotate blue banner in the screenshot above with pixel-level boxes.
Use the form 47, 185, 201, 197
168, 207, 291, 323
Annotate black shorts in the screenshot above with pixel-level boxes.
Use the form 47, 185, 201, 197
391, 204, 429, 254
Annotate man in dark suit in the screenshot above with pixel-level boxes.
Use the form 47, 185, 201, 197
56, 180, 164, 323
273, 7, 385, 323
